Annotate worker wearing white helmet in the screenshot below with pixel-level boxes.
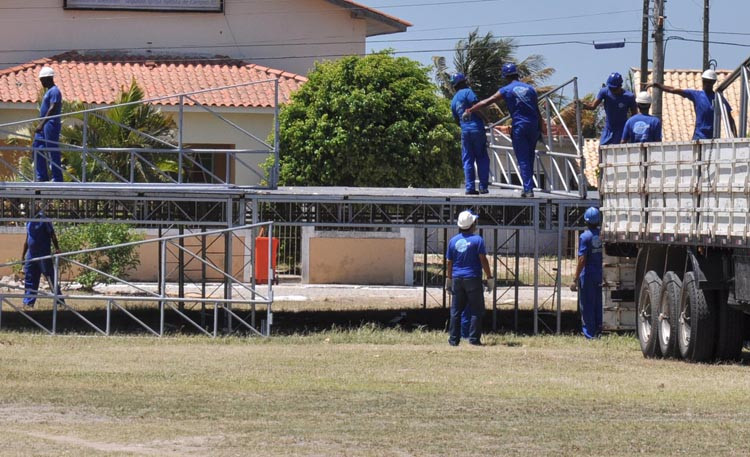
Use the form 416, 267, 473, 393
621, 91, 662, 143
649, 68, 736, 140
445, 210, 493, 346
33, 66, 64, 182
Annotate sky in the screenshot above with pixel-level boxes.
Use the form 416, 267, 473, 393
365, 0, 749, 95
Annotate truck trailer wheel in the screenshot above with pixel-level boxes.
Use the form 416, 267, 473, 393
678, 272, 715, 362
638, 271, 662, 358
714, 290, 745, 362
657, 272, 681, 358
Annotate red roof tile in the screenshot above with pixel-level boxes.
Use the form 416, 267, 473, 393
0, 52, 307, 108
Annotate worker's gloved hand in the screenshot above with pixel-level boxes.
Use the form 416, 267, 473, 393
484, 278, 495, 292
461, 111, 471, 121
445, 278, 453, 291
569, 281, 578, 292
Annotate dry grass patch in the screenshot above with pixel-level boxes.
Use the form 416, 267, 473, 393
0, 331, 747, 456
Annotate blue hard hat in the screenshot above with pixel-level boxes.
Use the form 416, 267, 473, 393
450, 73, 466, 87
584, 207, 601, 225
606, 72, 623, 88
502, 62, 518, 78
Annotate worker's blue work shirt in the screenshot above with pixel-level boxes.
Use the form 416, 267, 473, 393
499, 80, 539, 131
447, 233, 486, 279
39, 86, 62, 129
597, 87, 636, 145
621, 113, 662, 143
26, 221, 54, 257
451, 88, 484, 132
683, 89, 731, 140
578, 228, 603, 281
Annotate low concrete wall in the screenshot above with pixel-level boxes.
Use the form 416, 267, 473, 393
302, 228, 414, 285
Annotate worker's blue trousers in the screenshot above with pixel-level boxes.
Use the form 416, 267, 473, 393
23, 256, 53, 307
461, 130, 490, 192
511, 126, 538, 192
461, 305, 473, 338
33, 124, 63, 182
578, 274, 602, 339
450, 277, 484, 345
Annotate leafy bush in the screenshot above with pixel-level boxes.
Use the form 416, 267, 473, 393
58, 223, 143, 290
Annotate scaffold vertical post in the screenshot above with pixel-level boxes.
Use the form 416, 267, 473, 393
272, 78, 281, 190
556, 205, 564, 334
106, 299, 111, 336
178, 95, 184, 183
159, 238, 166, 337
82, 112, 88, 182
492, 228, 498, 331
574, 77, 587, 199
422, 228, 428, 309
442, 228, 447, 308
178, 226, 185, 311
224, 198, 234, 332
52, 256, 59, 334
533, 205, 540, 335
266, 222, 274, 336
514, 229, 520, 332
741, 67, 748, 138
251, 199, 258, 328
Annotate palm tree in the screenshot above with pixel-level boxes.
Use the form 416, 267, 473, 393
61, 79, 177, 182
434, 29, 555, 122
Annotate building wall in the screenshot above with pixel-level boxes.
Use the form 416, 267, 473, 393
0, 0, 367, 76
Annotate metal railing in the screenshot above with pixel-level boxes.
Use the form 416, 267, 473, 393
0, 80, 281, 188
0, 222, 275, 336
715, 55, 750, 138
486, 77, 587, 198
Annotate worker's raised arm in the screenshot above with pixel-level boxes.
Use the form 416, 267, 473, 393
648, 82, 686, 97
465, 92, 504, 115
581, 98, 602, 111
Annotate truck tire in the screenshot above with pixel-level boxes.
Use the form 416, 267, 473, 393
657, 272, 682, 358
714, 290, 745, 362
678, 272, 716, 362
637, 270, 662, 358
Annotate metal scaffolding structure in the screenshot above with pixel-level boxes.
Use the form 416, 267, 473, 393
0, 79, 281, 188
487, 78, 587, 199
0, 222, 274, 336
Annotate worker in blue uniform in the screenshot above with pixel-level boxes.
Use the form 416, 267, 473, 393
445, 210, 494, 346
21, 215, 62, 307
570, 207, 603, 339
621, 92, 662, 143
582, 72, 637, 146
34, 66, 64, 182
649, 69, 736, 139
450, 73, 490, 195
465, 63, 542, 197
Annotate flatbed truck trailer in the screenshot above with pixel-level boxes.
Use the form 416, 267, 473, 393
601, 137, 750, 361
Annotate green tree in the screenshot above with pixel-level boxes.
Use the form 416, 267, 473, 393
272, 51, 462, 187
57, 223, 143, 291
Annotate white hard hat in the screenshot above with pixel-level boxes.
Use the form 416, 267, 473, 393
457, 210, 478, 230
701, 69, 718, 81
38, 67, 55, 79
635, 91, 652, 104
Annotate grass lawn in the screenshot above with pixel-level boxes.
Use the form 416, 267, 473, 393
0, 330, 748, 456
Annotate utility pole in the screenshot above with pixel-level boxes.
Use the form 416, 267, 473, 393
652, 0, 666, 120
640, 0, 650, 92
703, 0, 710, 70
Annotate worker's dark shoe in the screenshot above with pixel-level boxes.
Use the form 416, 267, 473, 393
449, 339, 460, 347
479, 188, 489, 194
465, 190, 479, 195
520, 190, 535, 198
469, 341, 483, 346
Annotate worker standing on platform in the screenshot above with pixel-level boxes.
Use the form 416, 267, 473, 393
570, 207, 603, 339
465, 63, 542, 197
21, 213, 62, 307
445, 210, 494, 346
649, 69, 736, 139
450, 73, 490, 195
34, 66, 64, 182
621, 92, 662, 143
582, 72, 637, 147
